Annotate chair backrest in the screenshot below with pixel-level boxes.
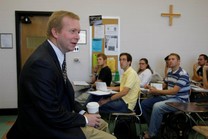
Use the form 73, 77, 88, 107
134, 91, 143, 116
136, 92, 143, 116
150, 72, 163, 83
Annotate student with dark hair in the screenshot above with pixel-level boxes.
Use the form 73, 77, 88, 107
97, 52, 140, 113
192, 54, 208, 82
203, 64, 208, 89
137, 58, 153, 87
164, 55, 170, 77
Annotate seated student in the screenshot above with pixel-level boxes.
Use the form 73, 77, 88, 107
137, 58, 153, 87
164, 55, 170, 78
95, 53, 140, 113
91, 53, 112, 87
75, 53, 112, 103
192, 54, 208, 82
141, 53, 190, 139
202, 65, 208, 89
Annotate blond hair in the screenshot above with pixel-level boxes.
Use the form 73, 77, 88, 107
46, 10, 80, 38
97, 53, 107, 60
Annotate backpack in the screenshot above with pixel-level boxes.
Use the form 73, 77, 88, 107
159, 111, 193, 139
113, 116, 138, 139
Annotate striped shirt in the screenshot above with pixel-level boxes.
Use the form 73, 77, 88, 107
164, 67, 190, 101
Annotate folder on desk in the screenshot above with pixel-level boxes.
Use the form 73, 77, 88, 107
150, 83, 163, 90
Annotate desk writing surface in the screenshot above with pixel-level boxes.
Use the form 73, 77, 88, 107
73, 81, 90, 86
191, 87, 208, 93
88, 90, 118, 96
190, 83, 208, 93
166, 102, 208, 113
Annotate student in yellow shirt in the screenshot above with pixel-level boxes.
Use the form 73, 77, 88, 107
98, 53, 140, 113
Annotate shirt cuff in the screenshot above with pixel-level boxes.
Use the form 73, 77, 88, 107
79, 110, 88, 125
84, 115, 88, 125
79, 110, 86, 115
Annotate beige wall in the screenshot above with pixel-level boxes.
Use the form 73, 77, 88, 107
0, 0, 208, 108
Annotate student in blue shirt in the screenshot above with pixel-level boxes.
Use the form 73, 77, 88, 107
141, 53, 190, 139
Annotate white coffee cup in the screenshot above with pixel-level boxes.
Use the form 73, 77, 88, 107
86, 102, 99, 114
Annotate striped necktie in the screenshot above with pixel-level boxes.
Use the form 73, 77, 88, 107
62, 55, 67, 83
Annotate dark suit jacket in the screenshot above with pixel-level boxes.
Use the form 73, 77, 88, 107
7, 41, 86, 139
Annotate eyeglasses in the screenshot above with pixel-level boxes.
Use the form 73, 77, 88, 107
139, 63, 146, 65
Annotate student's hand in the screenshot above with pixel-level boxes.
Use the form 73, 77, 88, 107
193, 63, 198, 70
98, 98, 110, 106
144, 84, 149, 89
203, 65, 208, 70
149, 86, 159, 95
84, 113, 101, 128
93, 65, 99, 73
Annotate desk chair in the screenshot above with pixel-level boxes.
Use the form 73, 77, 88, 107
108, 93, 143, 137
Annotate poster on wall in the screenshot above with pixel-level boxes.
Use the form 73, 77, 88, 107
92, 39, 102, 52
89, 15, 102, 26
105, 35, 118, 55
105, 24, 118, 35
94, 25, 104, 39
90, 17, 120, 74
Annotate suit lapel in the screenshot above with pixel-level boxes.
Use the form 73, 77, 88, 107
44, 41, 75, 109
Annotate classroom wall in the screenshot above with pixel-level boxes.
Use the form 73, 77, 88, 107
0, 0, 208, 108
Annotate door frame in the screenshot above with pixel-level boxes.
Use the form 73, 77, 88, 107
15, 11, 52, 82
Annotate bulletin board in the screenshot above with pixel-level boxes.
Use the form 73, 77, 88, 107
90, 16, 120, 74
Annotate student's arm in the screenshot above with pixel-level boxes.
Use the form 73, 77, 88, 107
91, 66, 99, 83
139, 69, 152, 87
149, 85, 180, 95
203, 66, 208, 89
192, 63, 202, 81
98, 87, 129, 106
91, 74, 97, 84
164, 63, 169, 77
108, 86, 120, 91
110, 87, 129, 101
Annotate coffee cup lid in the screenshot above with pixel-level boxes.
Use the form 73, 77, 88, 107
86, 102, 99, 108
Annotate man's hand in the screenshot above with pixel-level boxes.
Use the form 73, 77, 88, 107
93, 65, 99, 73
146, 85, 159, 95
149, 86, 159, 95
193, 63, 199, 71
203, 65, 208, 70
84, 113, 101, 128
98, 98, 111, 106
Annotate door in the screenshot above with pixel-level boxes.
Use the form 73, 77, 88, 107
21, 16, 49, 67
15, 11, 51, 77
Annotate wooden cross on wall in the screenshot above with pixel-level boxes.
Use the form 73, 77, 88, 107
161, 5, 181, 26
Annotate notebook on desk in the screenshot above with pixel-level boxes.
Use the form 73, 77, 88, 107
87, 82, 118, 96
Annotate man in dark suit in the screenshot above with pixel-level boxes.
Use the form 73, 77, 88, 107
7, 11, 116, 139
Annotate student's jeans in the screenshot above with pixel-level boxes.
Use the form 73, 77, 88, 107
99, 98, 131, 113
141, 95, 186, 137
86, 95, 131, 113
